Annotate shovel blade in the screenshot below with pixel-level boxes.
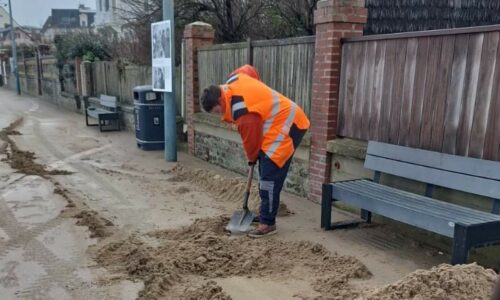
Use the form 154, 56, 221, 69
226, 210, 256, 234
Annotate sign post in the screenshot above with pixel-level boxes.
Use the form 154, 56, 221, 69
8, 0, 21, 95
152, 0, 177, 162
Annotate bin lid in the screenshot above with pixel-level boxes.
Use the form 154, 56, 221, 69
133, 85, 154, 92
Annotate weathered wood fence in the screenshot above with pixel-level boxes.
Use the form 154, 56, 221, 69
91, 62, 182, 109
338, 25, 500, 162
17, 56, 60, 97
198, 36, 315, 116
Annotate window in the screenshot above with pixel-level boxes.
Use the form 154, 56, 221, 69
82, 20, 86, 27
105, 0, 109, 11
99, 0, 102, 11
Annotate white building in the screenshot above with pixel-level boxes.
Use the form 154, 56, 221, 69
94, 0, 129, 32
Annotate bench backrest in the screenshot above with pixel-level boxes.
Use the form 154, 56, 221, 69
364, 141, 500, 201
99, 95, 118, 109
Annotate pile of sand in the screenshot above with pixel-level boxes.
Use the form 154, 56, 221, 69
74, 210, 114, 239
168, 165, 291, 216
182, 281, 231, 300
96, 216, 370, 299
0, 118, 72, 177
366, 263, 497, 300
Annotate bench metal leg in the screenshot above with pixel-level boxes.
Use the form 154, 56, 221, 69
452, 224, 470, 265
322, 183, 371, 230
321, 183, 333, 230
492, 199, 500, 215
361, 209, 372, 223
451, 221, 500, 265
98, 118, 121, 132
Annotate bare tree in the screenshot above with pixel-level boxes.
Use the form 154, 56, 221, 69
271, 0, 319, 36
112, 0, 318, 63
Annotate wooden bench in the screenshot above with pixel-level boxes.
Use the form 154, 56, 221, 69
321, 141, 500, 264
85, 95, 121, 132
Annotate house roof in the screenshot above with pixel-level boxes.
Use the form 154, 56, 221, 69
365, 0, 500, 35
42, 8, 96, 32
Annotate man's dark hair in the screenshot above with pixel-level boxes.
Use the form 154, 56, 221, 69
200, 85, 221, 112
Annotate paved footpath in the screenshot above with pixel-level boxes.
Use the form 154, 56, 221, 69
0, 88, 442, 299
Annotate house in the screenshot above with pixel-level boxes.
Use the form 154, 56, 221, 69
0, 6, 20, 30
0, 26, 40, 49
41, 5, 96, 43
94, 0, 128, 32
0, 6, 41, 52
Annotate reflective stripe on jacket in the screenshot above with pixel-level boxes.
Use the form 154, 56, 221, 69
220, 74, 310, 168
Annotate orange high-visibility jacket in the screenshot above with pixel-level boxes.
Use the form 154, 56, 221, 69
220, 74, 310, 168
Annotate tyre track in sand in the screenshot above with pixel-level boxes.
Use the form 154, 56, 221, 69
31, 117, 133, 208
0, 114, 98, 298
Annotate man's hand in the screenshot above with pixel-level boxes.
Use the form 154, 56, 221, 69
248, 161, 257, 166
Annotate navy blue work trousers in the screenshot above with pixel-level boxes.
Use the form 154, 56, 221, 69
258, 125, 306, 226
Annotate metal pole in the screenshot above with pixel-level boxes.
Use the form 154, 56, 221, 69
163, 0, 177, 162
8, 0, 20, 95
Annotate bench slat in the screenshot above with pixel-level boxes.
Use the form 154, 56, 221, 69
365, 155, 500, 200
100, 95, 118, 109
337, 182, 497, 225
367, 141, 500, 181
344, 180, 500, 223
332, 181, 500, 237
331, 183, 456, 237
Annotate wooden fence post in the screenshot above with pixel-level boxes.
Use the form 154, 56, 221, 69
246, 38, 253, 65
308, 0, 367, 202
35, 50, 42, 95
81, 61, 93, 97
75, 57, 82, 96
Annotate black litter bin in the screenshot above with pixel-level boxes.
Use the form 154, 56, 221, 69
133, 85, 164, 150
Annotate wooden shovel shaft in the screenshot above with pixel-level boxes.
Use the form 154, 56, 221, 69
246, 164, 254, 192
242, 164, 254, 210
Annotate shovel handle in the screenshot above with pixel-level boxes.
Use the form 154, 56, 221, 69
242, 164, 254, 210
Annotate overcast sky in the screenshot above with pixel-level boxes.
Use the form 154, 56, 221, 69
7, 0, 96, 27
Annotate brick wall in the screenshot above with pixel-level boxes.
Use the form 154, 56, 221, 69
183, 22, 215, 155
195, 130, 310, 197
308, 0, 367, 202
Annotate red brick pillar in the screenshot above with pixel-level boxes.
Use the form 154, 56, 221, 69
184, 22, 215, 155
308, 0, 367, 202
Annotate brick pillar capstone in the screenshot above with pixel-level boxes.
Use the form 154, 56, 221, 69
308, 0, 367, 202
184, 22, 215, 155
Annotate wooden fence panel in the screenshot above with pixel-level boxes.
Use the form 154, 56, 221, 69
339, 29, 500, 162
398, 38, 418, 146
254, 38, 315, 117
456, 34, 483, 157
198, 43, 248, 98
469, 32, 499, 158
408, 37, 429, 148
41, 57, 58, 80
197, 37, 314, 117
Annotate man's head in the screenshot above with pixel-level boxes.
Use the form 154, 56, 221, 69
200, 85, 222, 113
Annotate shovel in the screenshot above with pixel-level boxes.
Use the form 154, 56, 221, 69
226, 164, 257, 234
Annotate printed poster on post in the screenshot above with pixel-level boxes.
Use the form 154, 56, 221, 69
151, 20, 172, 92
